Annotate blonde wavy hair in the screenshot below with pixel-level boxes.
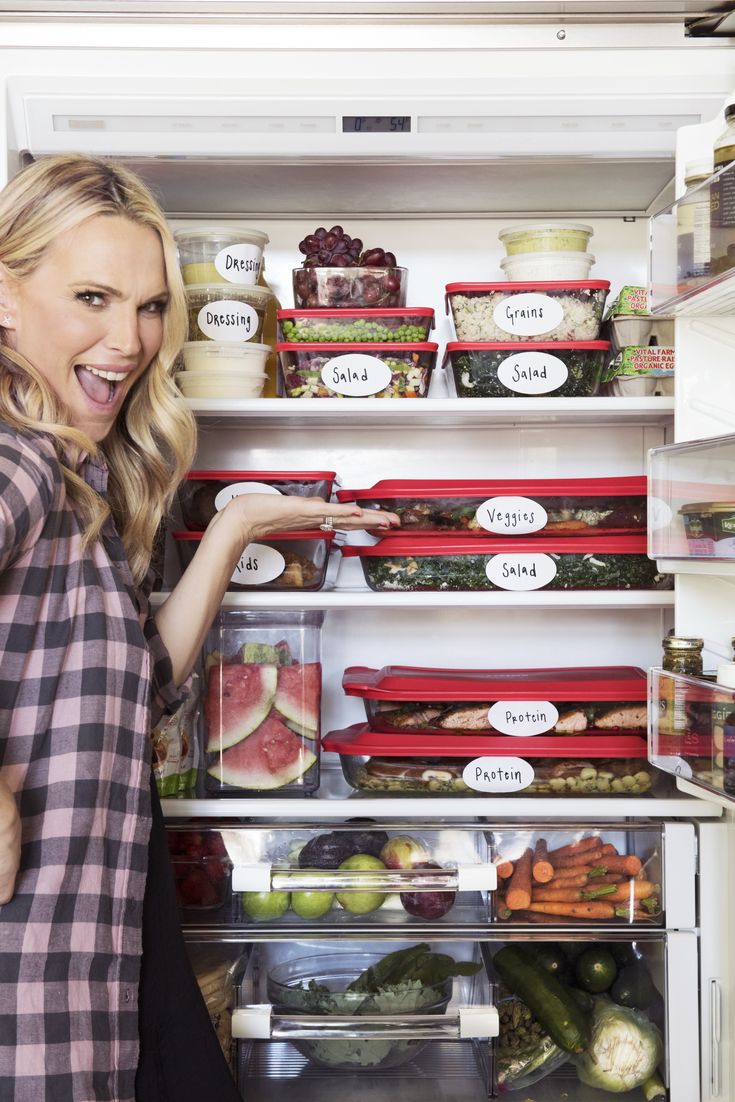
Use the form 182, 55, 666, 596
0, 153, 196, 584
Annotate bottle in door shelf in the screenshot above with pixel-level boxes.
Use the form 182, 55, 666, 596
677, 160, 712, 291
658, 635, 703, 756
710, 100, 735, 277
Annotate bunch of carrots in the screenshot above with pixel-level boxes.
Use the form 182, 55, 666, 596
494, 834, 660, 922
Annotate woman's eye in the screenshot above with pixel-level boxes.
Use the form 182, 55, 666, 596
75, 291, 106, 307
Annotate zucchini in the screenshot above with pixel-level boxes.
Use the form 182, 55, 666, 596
493, 945, 590, 1054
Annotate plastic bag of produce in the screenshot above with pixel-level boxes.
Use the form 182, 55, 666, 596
497, 995, 570, 1091
574, 995, 663, 1092
152, 674, 200, 796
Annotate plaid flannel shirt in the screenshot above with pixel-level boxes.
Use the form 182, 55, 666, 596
0, 421, 182, 1102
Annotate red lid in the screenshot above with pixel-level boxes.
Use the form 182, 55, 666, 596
173, 530, 335, 542
340, 534, 648, 556
337, 476, 645, 503
323, 723, 647, 758
278, 308, 435, 321
445, 281, 611, 293
444, 341, 610, 352
186, 470, 336, 481
342, 664, 647, 702
276, 342, 438, 353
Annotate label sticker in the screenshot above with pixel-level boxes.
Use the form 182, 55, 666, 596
197, 299, 258, 341
648, 496, 674, 532
231, 542, 285, 585
496, 351, 568, 394
214, 482, 282, 512
492, 293, 564, 337
321, 353, 392, 397
476, 496, 548, 535
485, 553, 558, 591
463, 757, 534, 793
488, 700, 559, 737
214, 243, 263, 285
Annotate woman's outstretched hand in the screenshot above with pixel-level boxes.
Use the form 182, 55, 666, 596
220, 493, 400, 544
0, 778, 20, 904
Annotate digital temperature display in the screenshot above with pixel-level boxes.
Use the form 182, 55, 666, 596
342, 116, 411, 133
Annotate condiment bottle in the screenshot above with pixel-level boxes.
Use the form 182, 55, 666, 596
659, 635, 704, 749
662, 634, 704, 675
677, 159, 712, 289
258, 259, 280, 398
714, 660, 735, 794
710, 100, 735, 276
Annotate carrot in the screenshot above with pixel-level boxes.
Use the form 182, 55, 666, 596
549, 864, 598, 880
600, 843, 619, 857
551, 848, 607, 869
527, 900, 616, 919
594, 854, 643, 876
494, 859, 514, 880
548, 835, 600, 862
506, 846, 533, 910
546, 872, 624, 889
531, 888, 586, 902
592, 880, 658, 904
532, 839, 554, 883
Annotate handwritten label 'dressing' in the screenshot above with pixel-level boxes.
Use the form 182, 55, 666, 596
488, 700, 559, 737
493, 293, 564, 338
231, 542, 285, 585
215, 243, 263, 285
197, 299, 258, 341
476, 496, 548, 535
463, 757, 534, 793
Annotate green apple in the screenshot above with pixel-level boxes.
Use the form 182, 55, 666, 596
291, 889, 335, 919
335, 854, 387, 915
241, 890, 290, 921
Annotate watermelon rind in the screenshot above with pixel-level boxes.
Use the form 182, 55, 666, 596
205, 663, 278, 752
274, 663, 320, 734
283, 717, 316, 741
207, 713, 317, 791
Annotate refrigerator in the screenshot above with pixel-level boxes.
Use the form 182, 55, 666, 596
1, 5, 734, 1098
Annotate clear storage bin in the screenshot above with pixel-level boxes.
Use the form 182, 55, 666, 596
445, 281, 610, 343
177, 469, 336, 530
445, 341, 609, 397
173, 530, 334, 591
276, 342, 438, 398
292, 265, 408, 308
278, 307, 434, 343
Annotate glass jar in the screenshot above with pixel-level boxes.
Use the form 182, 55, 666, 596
677, 160, 712, 290
710, 101, 735, 276
662, 635, 704, 676
659, 636, 704, 750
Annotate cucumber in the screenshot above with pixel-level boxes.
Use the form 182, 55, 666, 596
493, 945, 590, 1054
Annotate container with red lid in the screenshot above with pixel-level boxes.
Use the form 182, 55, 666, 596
444, 341, 609, 398
276, 342, 438, 398
340, 535, 673, 592
177, 470, 337, 531
336, 476, 646, 536
342, 664, 648, 737
445, 281, 610, 343
173, 530, 335, 591
278, 307, 435, 344
323, 723, 659, 797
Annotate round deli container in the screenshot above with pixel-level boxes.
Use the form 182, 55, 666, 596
181, 340, 271, 373
498, 222, 594, 256
175, 370, 267, 400
500, 251, 596, 282
185, 282, 273, 343
175, 226, 269, 286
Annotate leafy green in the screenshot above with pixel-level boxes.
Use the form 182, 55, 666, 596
574, 995, 663, 1092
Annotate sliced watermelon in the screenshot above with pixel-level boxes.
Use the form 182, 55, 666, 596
207, 713, 317, 790
274, 662, 321, 734
205, 662, 277, 752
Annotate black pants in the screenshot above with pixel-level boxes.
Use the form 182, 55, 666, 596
135, 778, 242, 1102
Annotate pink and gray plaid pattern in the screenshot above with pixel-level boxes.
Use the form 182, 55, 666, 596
0, 422, 183, 1101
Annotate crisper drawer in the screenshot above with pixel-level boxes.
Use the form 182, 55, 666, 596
166, 821, 695, 930
210, 932, 698, 1102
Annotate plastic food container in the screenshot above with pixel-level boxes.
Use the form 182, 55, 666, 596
336, 476, 646, 535
680, 502, 735, 557
292, 266, 408, 309
278, 307, 434, 343
181, 340, 270, 373
178, 469, 337, 530
445, 281, 610, 343
168, 830, 232, 911
341, 534, 671, 592
202, 610, 322, 796
500, 252, 595, 282
324, 724, 657, 797
173, 530, 335, 590
267, 952, 452, 1068
342, 665, 648, 736
175, 226, 269, 286
175, 370, 267, 400
444, 341, 609, 398
277, 342, 438, 398
498, 222, 594, 256
185, 282, 273, 343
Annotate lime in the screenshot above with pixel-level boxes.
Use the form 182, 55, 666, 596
574, 947, 618, 993
241, 890, 290, 921
291, 889, 335, 919
610, 963, 657, 1010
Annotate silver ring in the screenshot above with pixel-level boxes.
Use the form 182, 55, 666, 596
319, 516, 335, 533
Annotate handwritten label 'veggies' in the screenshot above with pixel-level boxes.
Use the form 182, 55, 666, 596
488, 700, 559, 737
231, 542, 285, 586
214, 482, 281, 513
321, 353, 392, 397
496, 351, 569, 395
485, 553, 558, 591
493, 293, 564, 338
197, 299, 258, 341
476, 496, 548, 535
215, 243, 263, 285
463, 757, 534, 793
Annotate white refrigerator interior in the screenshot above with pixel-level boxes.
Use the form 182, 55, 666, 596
1, 8, 735, 1101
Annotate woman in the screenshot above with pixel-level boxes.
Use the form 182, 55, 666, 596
0, 153, 397, 1102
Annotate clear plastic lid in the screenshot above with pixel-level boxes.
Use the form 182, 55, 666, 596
175, 226, 269, 247
184, 282, 273, 303
498, 222, 594, 242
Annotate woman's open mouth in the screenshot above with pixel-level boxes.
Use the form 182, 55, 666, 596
75, 364, 129, 406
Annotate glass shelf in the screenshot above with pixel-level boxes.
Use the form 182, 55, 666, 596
647, 431, 735, 571
649, 667, 735, 805
650, 158, 735, 316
